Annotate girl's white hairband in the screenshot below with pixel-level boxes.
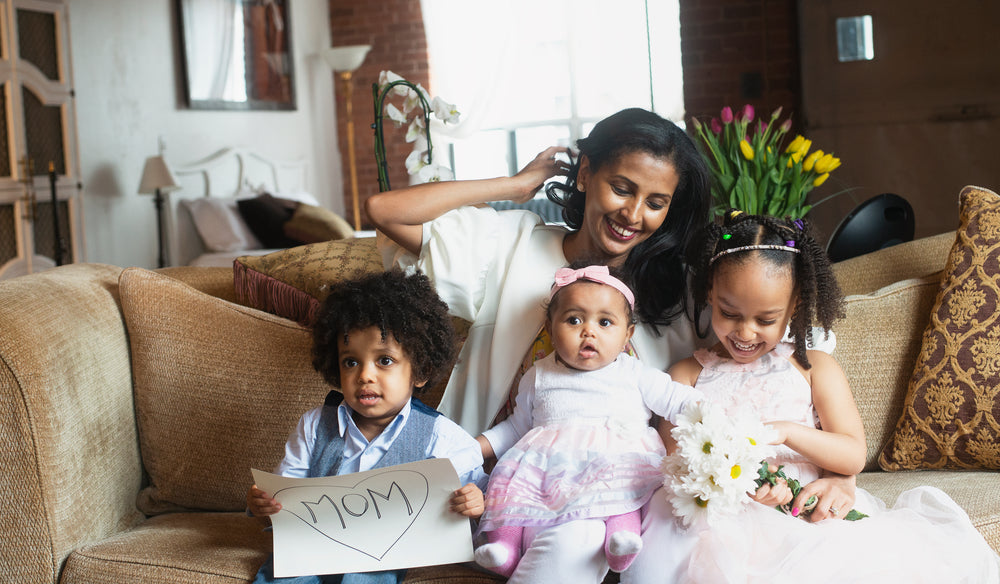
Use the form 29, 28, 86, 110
710, 244, 800, 265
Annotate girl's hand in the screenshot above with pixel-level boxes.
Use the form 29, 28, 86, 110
450, 483, 485, 519
751, 464, 793, 506
766, 421, 792, 445
247, 484, 281, 517
509, 146, 573, 203
794, 472, 857, 522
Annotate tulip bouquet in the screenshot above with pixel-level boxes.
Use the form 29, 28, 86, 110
661, 400, 777, 527
690, 104, 842, 219
372, 70, 460, 191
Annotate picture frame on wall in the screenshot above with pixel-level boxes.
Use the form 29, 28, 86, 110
177, 0, 296, 111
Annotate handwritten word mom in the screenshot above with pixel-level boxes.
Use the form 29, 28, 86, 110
301, 482, 415, 529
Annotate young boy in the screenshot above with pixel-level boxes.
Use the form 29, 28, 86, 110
247, 269, 487, 584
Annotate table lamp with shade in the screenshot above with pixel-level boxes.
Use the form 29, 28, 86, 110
138, 155, 180, 268
321, 44, 371, 230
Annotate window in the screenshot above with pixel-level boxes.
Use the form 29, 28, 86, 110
421, 0, 684, 182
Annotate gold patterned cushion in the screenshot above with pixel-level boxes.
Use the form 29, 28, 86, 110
233, 237, 383, 325
879, 185, 1000, 471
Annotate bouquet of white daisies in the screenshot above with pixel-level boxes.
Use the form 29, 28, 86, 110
661, 400, 778, 527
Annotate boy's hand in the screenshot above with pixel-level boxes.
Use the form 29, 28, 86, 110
247, 484, 282, 517
450, 483, 484, 519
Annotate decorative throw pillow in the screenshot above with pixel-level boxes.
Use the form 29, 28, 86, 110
282, 203, 355, 243
119, 268, 332, 514
237, 193, 300, 248
234, 237, 384, 326
879, 185, 1000, 471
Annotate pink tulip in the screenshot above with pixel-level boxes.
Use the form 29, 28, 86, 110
741, 104, 755, 123
711, 117, 723, 134
779, 119, 793, 133
721, 107, 734, 124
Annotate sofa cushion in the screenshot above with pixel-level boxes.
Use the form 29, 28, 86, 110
119, 268, 333, 514
880, 185, 1000, 471
832, 231, 954, 296
834, 274, 942, 471
233, 237, 383, 327
61, 511, 503, 584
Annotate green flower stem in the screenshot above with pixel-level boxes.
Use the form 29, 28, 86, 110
371, 80, 434, 192
755, 461, 868, 521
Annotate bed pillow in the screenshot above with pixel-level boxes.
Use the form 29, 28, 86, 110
119, 268, 333, 514
233, 237, 383, 326
181, 197, 262, 252
283, 203, 355, 243
879, 185, 1000, 471
237, 193, 301, 248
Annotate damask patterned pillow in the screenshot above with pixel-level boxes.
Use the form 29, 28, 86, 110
879, 185, 1000, 471
233, 237, 383, 326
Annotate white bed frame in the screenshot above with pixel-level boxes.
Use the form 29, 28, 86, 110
166, 147, 309, 267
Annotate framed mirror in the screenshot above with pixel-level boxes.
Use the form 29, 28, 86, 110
177, 0, 296, 111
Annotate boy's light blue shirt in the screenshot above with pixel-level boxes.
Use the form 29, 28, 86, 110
275, 398, 488, 490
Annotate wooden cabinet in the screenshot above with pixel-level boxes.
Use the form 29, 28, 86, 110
0, 0, 81, 279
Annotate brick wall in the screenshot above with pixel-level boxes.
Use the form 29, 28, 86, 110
329, 0, 429, 228
328, 0, 803, 225
680, 0, 801, 130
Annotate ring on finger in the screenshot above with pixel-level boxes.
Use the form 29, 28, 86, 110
829, 506, 839, 516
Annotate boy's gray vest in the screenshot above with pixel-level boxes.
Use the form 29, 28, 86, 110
254, 391, 442, 584
307, 391, 442, 478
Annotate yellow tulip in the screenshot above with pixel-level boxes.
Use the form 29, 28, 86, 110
797, 139, 812, 156
785, 135, 804, 154
813, 172, 830, 187
739, 139, 754, 160
803, 150, 824, 172
814, 153, 841, 174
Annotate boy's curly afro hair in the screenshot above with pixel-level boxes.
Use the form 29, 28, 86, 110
311, 269, 458, 393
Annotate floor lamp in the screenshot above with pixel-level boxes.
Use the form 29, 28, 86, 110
322, 44, 371, 231
138, 155, 180, 268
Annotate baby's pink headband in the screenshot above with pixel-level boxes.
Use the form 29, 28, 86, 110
549, 265, 635, 309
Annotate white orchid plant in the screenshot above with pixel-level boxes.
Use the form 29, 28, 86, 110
372, 70, 460, 191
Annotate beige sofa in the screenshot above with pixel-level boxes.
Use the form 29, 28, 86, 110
2, 224, 998, 583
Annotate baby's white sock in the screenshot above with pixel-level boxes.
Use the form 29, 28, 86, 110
608, 530, 643, 556
474, 542, 510, 569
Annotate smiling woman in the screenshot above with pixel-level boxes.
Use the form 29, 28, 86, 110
177, 0, 296, 110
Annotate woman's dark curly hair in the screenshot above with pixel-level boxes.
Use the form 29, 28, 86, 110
311, 269, 458, 392
545, 108, 711, 331
687, 210, 846, 369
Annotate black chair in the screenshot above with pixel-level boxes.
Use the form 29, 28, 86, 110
826, 193, 915, 262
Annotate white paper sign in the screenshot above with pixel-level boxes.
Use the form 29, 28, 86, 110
252, 458, 474, 577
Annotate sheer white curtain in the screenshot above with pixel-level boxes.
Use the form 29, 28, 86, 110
183, 0, 243, 101
419, 0, 685, 141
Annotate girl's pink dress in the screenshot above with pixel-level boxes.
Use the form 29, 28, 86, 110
680, 343, 1000, 583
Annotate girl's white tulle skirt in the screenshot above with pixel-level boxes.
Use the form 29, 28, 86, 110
684, 485, 1000, 583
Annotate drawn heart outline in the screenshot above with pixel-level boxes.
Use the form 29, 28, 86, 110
274, 469, 430, 560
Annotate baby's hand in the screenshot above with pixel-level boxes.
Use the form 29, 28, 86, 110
247, 484, 282, 517
751, 464, 793, 507
450, 483, 484, 519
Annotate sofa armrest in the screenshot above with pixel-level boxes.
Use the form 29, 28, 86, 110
0, 264, 144, 584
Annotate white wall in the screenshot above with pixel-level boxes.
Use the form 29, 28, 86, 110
67, 0, 344, 268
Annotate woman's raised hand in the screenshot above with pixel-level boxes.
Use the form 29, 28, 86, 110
509, 146, 574, 204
